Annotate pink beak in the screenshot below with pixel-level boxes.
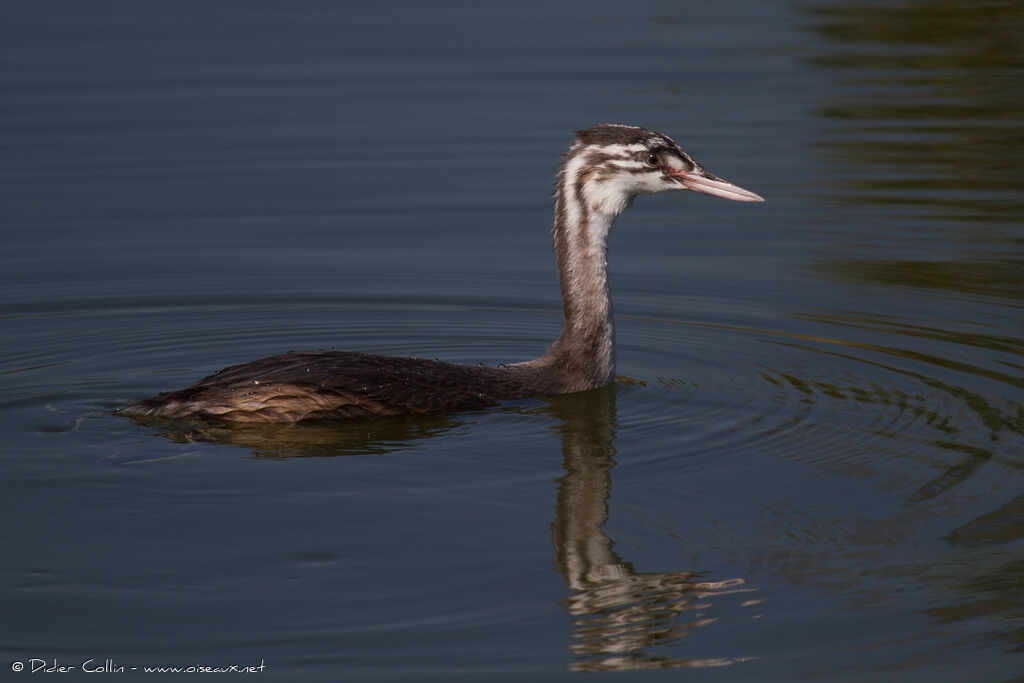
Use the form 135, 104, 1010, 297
666, 166, 764, 202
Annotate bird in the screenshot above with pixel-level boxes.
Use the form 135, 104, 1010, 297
121, 124, 763, 423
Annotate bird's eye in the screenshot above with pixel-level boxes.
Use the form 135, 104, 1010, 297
645, 154, 660, 168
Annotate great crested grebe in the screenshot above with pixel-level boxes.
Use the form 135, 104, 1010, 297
122, 124, 762, 423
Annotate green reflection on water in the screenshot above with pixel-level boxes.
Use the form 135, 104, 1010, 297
805, 1, 1024, 300
818, 258, 1024, 298
805, 0, 1024, 226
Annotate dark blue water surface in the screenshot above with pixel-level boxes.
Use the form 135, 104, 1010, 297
2, 1, 1022, 681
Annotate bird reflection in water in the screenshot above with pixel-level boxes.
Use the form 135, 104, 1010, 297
126, 387, 757, 670
549, 388, 756, 671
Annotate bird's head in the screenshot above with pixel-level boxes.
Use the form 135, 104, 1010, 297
559, 124, 763, 218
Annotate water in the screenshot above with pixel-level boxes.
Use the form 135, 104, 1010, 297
2, 1, 1022, 680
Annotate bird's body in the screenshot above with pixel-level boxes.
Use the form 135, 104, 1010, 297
126, 351, 544, 423
122, 124, 762, 423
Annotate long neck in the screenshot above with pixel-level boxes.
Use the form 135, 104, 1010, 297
533, 178, 619, 392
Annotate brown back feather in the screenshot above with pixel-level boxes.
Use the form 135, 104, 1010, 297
122, 350, 550, 422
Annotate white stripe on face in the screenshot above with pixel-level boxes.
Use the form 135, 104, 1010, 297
590, 143, 650, 156
607, 160, 646, 170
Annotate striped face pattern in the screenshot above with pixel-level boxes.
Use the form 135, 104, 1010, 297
555, 124, 763, 221
557, 124, 698, 220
